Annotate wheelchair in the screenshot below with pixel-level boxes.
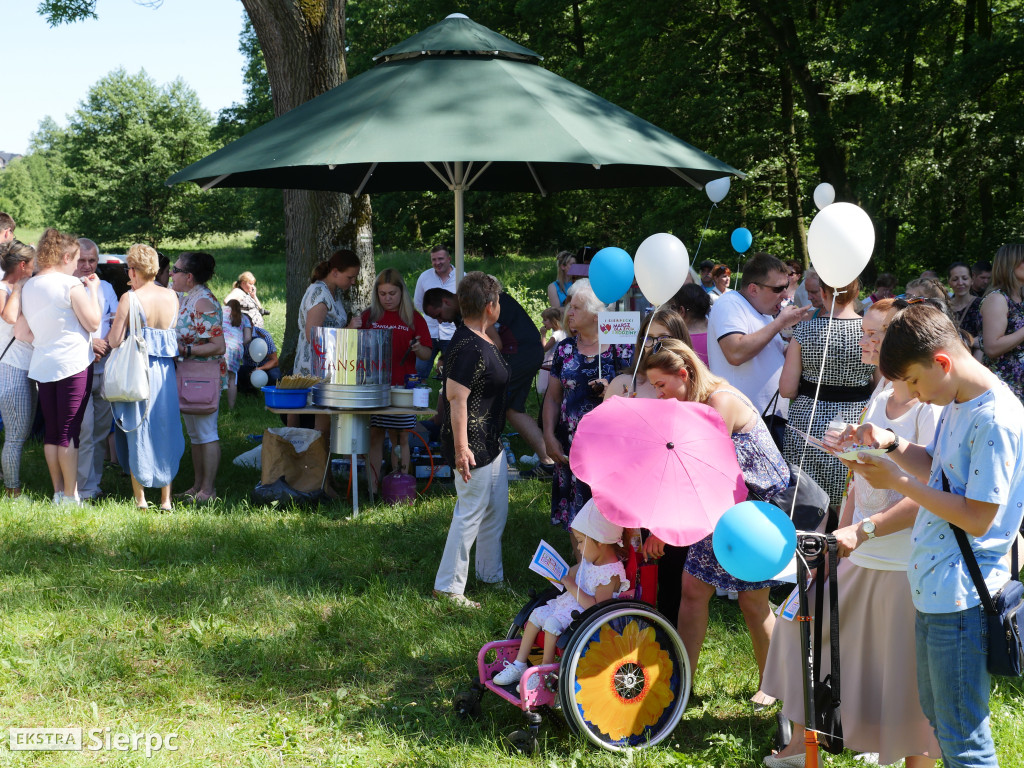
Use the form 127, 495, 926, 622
453, 552, 691, 753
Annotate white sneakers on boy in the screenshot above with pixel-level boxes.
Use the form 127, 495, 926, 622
493, 660, 527, 686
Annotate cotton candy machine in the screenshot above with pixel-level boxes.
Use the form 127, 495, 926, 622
310, 327, 392, 409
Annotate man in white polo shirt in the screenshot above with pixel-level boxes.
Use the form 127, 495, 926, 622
413, 245, 457, 379
75, 238, 119, 501
707, 252, 813, 418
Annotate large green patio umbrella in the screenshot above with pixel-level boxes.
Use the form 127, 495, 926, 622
168, 13, 744, 277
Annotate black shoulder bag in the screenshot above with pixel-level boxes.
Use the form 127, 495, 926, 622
761, 389, 787, 453
942, 471, 1023, 677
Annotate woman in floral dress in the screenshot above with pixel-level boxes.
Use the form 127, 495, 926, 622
981, 243, 1024, 402
542, 279, 632, 555
293, 249, 361, 433
171, 251, 225, 504
641, 338, 790, 705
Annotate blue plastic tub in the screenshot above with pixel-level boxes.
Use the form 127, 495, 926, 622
262, 386, 310, 409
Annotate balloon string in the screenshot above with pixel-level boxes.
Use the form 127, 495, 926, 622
689, 203, 716, 274
788, 291, 840, 521
629, 302, 662, 395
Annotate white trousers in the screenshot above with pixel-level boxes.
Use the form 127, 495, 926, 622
434, 454, 509, 595
77, 369, 112, 499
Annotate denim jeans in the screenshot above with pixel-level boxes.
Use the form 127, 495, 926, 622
915, 604, 997, 768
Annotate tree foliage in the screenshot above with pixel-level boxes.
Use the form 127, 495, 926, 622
212, 18, 285, 257
343, 0, 1023, 278
33, 0, 1024, 282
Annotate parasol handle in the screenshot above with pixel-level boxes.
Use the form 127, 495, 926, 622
804, 728, 820, 767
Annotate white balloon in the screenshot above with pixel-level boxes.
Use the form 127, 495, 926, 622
807, 202, 875, 288
250, 369, 269, 390
813, 182, 835, 210
248, 337, 268, 363
634, 233, 689, 307
705, 177, 731, 204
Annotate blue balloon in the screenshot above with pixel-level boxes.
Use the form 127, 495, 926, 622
713, 501, 797, 583
589, 247, 635, 304
731, 227, 753, 254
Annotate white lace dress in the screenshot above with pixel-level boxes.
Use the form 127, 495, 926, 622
528, 558, 629, 635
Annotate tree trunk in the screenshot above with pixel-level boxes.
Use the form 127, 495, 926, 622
241, 0, 374, 364
745, 0, 849, 196
780, 66, 808, 267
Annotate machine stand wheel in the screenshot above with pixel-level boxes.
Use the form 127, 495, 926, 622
509, 729, 539, 754
774, 712, 792, 752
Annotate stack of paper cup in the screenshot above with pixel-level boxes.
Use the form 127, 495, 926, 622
825, 418, 848, 447
413, 387, 430, 408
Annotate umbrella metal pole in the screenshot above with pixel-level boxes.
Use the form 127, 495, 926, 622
454, 161, 465, 281
796, 534, 823, 767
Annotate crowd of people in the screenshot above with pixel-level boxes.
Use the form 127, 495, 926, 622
1, 208, 1021, 767
429, 246, 1023, 768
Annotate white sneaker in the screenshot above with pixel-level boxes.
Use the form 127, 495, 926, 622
493, 660, 526, 686
516, 673, 543, 695
52, 492, 64, 505
59, 493, 82, 507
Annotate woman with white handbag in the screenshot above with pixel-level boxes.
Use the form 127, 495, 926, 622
106, 244, 184, 510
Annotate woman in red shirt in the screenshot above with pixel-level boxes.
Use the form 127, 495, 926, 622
361, 269, 432, 492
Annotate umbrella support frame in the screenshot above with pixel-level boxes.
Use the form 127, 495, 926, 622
794, 533, 827, 767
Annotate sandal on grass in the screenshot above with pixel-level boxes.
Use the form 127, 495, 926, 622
433, 590, 481, 609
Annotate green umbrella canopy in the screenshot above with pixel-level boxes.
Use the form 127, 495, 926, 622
168, 13, 743, 273
373, 13, 541, 61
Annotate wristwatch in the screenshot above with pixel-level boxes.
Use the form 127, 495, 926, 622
884, 429, 900, 453
862, 518, 877, 539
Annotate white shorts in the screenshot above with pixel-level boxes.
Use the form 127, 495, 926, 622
182, 410, 219, 444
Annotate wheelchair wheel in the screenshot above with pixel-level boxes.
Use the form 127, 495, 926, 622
557, 601, 689, 751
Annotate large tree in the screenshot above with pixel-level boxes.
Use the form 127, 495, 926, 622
57, 68, 217, 246
41, 0, 374, 362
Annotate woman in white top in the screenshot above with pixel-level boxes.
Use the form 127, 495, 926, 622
223, 270, 267, 329
761, 297, 941, 768
19, 229, 101, 505
292, 249, 361, 433
0, 240, 37, 498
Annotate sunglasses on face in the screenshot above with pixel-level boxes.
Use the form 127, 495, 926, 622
171, 266, 190, 275
753, 281, 788, 294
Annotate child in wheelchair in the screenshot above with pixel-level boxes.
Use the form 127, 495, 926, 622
493, 499, 630, 689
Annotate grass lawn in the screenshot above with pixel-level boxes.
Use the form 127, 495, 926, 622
2, 235, 1022, 766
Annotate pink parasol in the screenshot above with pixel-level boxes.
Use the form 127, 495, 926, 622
570, 397, 747, 546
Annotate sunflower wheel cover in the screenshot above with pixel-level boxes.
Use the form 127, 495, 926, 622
559, 602, 689, 751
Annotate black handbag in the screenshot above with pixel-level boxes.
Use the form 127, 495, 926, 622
761, 389, 787, 453
813, 536, 844, 754
759, 463, 830, 532
943, 472, 1023, 677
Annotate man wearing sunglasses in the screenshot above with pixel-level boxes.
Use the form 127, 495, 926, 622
707, 252, 814, 418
